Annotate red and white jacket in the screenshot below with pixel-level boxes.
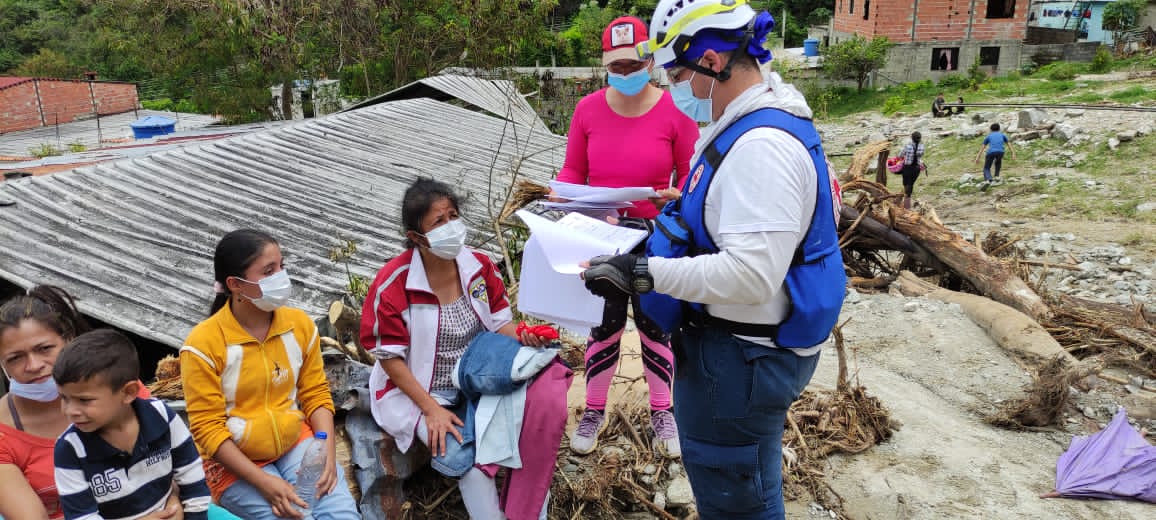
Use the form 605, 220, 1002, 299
359, 247, 513, 453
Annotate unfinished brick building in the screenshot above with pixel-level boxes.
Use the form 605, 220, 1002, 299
830, 0, 1030, 84
0, 77, 139, 134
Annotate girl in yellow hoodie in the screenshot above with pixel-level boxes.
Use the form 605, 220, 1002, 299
181, 229, 358, 520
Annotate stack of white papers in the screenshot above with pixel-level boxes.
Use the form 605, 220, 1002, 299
516, 210, 648, 336
541, 180, 659, 214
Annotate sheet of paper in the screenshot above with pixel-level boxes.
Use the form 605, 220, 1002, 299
549, 180, 658, 203
555, 212, 647, 255
516, 236, 602, 333
539, 200, 633, 211
516, 210, 645, 274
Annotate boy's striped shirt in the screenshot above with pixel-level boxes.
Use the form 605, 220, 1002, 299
54, 398, 210, 520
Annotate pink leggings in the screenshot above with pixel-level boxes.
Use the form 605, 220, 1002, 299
584, 295, 674, 411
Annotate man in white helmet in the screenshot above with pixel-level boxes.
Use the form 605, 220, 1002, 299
581, 0, 846, 518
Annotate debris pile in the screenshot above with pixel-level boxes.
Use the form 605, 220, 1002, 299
782, 323, 898, 514
147, 355, 183, 400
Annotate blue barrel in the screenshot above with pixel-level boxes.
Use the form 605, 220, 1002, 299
803, 39, 820, 57
130, 115, 176, 139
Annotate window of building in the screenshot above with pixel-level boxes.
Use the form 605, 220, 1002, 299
863, 0, 870, 20
931, 48, 960, 71
979, 47, 1001, 66
850, 0, 854, 15
986, 0, 1015, 19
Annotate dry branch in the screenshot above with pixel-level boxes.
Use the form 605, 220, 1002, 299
988, 356, 1103, 429
782, 321, 896, 515
841, 140, 892, 181
843, 179, 1052, 321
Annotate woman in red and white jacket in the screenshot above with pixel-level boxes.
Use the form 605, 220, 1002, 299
360, 178, 554, 519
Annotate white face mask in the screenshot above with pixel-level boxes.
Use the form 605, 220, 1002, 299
422, 219, 467, 260
6, 374, 60, 401
239, 269, 293, 312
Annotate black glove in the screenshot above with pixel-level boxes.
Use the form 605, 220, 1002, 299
582, 254, 639, 299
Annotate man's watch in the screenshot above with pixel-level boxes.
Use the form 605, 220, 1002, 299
632, 256, 654, 294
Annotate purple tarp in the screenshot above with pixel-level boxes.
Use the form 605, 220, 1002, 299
1054, 408, 1156, 503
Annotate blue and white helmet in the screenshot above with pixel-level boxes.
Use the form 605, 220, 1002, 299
637, 0, 758, 67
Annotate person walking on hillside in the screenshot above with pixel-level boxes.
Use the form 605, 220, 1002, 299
975, 123, 1015, 188
900, 131, 927, 209
580, 0, 846, 517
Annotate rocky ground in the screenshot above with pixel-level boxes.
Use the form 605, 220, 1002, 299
587, 285, 1154, 519
798, 292, 1153, 520
783, 92, 1156, 519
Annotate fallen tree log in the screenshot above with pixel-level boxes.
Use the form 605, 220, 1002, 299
843, 180, 1053, 322
895, 271, 1074, 366
839, 204, 947, 272
850, 275, 895, 290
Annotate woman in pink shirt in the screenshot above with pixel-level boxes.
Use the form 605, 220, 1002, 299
557, 16, 698, 458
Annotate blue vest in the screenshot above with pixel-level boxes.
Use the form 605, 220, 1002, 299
640, 107, 846, 348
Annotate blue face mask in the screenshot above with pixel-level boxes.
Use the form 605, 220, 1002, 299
607, 68, 651, 96
669, 71, 715, 123
7, 376, 60, 402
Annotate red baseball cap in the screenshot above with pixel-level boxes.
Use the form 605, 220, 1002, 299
602, 16, 649, 65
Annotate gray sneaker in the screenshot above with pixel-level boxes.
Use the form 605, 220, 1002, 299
651, 409, 681, 458
570, 409, 606, 455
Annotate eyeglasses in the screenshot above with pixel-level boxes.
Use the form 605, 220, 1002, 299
666, 66, 687, 84
606, 59, 650, 76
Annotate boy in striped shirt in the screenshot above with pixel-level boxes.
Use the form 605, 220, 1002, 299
53, 330, 210, 520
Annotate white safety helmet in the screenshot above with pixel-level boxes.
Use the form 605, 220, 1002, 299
637, 0, 758, 67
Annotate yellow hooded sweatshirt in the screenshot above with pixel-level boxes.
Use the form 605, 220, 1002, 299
180, 303, 333, 485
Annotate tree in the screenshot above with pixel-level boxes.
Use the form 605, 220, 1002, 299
1102, 0, 1146, 51
822, 34, 892, 91
12, 48, 81, 77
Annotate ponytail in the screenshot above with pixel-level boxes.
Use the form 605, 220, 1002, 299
210, 229, 278, 315
0, 285, 91, 342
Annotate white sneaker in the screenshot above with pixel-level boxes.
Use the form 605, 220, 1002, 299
651, 409, 681, 458
570, 409, 606, 455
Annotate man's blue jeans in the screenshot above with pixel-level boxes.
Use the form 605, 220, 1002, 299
672, 325, 820, 520
983, 151, 1004, 181
218, 435, 360, 520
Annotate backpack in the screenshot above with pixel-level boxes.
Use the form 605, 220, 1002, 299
640, 107, 846, 348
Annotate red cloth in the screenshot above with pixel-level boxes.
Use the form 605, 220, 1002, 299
516, 322, 559, 340
477, 359, 573, 520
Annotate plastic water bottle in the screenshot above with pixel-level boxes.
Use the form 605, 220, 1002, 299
294, 432, 328, 514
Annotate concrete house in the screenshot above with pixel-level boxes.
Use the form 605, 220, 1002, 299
830, 0, 1030, 83
1031, 1, 1112, 43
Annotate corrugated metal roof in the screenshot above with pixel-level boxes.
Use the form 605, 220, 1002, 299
344, 74, 548, 131
0, 98, 565, 349
0, 109, 222, 157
